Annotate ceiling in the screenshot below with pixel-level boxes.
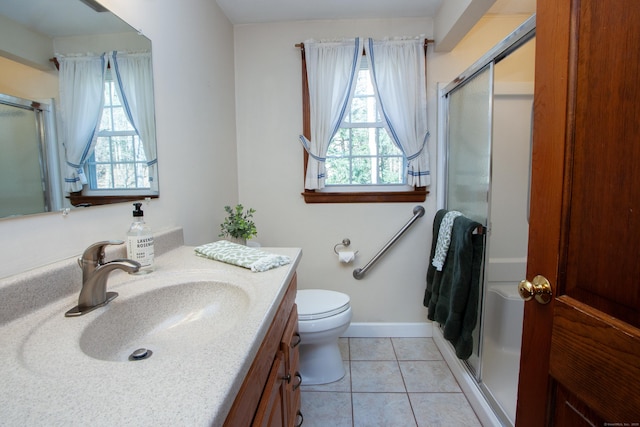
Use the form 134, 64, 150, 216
0, 0, 133, 37
216, 0, 536, 25
0, 0, 535, 39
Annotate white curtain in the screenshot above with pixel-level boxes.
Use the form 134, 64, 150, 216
110, 51, 158, 191
299, 38, 363, 190
57, 54, 107, 193
365, 38, 430, 187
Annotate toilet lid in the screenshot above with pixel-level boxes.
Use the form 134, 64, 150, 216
296, 289, 350, 321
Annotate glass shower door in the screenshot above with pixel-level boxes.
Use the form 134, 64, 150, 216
0, 101, 47, 217
444, 63, 493, 377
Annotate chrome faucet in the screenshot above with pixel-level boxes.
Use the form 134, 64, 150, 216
65, 240, 141, 317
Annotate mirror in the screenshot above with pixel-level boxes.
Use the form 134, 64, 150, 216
0, 0, 158, 219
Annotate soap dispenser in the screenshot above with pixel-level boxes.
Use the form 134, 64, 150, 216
126, 202, 154, 273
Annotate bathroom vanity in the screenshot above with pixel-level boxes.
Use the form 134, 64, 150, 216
224, 273, 302, 426
0, 228, 302, 426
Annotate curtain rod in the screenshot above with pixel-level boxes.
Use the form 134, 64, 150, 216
295, 39, 434, 49
49, 57, 115, 70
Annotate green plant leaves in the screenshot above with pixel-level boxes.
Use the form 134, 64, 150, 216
219, 204, 257, 240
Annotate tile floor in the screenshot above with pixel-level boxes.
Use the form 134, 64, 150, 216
300, 337, 482, 427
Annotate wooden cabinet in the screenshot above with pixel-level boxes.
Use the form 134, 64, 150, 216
224, 273, 303, 427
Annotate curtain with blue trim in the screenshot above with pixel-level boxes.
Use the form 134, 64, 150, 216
299, 38, 363, 190
364, 38, 431, 187
57, 54, 107, 193
110, 51, 158, 191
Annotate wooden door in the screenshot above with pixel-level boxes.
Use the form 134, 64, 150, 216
516, 0, 640, 425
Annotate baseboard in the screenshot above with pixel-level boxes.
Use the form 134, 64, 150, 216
432, 327, 503, 427
342, 322, 432, 338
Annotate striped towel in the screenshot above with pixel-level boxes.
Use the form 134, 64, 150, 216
432, 211, 463, 271
195, 240, 290, 272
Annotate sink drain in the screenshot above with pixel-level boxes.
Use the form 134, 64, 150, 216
129, 348, 153, 361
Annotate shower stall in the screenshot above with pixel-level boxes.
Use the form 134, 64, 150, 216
437, 16, 535, 426
0, 94, 62, 218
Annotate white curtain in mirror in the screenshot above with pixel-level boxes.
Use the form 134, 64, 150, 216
110, 51, 158, 191
298, 38, 363, 190
58, 54, 107, 193
365, 38, 430, 187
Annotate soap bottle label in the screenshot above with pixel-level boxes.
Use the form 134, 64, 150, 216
127, 235, 154, 267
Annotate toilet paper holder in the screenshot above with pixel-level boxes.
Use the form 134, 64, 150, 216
333, 238, 359, 255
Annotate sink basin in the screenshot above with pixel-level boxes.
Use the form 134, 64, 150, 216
79, 279, 250, 362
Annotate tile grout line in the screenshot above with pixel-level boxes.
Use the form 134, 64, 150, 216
348, 338, 355, 427
390, 337, 420, 427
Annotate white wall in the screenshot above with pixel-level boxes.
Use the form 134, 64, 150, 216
233, 14, 531, 323
53, 31, 151, 55
0, 14, 52, 70
0, 0, 238, 279
0, 56, 58, 100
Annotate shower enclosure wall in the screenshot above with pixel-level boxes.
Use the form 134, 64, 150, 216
438, 16, 535, 426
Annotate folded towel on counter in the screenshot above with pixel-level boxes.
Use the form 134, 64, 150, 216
431, 210, 462, 271
194, 240, 291, 272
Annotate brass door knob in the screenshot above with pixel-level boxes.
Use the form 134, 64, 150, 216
518, 275, 552, 304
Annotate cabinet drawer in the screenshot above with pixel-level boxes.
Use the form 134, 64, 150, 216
281, 305, 302, 426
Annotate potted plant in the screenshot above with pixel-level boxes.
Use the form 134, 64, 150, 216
219, 204, 257, 245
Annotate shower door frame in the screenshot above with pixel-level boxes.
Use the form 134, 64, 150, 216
438, 15, 536, 426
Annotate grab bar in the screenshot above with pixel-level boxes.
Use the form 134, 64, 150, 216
353, 205, 425, 280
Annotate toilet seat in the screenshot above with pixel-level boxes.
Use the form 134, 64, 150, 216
296, 289, 350, 321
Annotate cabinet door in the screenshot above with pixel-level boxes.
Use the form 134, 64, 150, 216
253, 352, 288, 427
281, 305, 302, 426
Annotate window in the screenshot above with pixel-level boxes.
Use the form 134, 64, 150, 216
84, 72, 150, 195
325, 57, 407, 187
301, 49, 428, 204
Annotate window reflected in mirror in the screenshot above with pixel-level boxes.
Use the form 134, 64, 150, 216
0, 0, 158, 219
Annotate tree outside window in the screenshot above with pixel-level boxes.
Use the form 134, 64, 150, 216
325, 59, 406, 187
85, 74, 150, 191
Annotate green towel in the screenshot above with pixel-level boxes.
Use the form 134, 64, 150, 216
194, 240, 291, 272
424, 210, 484, 360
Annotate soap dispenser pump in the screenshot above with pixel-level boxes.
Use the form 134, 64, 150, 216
126, 202, 154, 273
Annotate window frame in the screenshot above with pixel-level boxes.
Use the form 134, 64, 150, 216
300, 45, 428, 204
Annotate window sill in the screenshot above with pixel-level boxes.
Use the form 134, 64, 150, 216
302, 188, 428, 203
68, 192, 158, 207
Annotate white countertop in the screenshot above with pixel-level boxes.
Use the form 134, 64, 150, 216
0, 244, 301, 426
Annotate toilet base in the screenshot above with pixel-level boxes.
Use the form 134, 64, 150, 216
299, 341, 344, 385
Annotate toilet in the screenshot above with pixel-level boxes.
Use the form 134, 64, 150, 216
295, 289, 352, 385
